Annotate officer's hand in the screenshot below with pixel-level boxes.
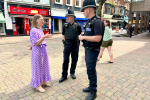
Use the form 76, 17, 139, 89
78, 34, 84, 40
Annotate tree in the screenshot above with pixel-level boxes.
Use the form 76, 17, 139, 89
97, 0, 107, 17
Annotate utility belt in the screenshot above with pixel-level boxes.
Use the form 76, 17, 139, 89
62, 39, 80, 47
65, 39, 80, 44
84, 46, 100, 51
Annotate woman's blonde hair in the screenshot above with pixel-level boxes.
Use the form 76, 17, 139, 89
31, 14, 42, 28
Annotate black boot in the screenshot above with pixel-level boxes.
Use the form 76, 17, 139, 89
83, 87, 91, 92
70, 74, 76, 79
85, 92, 97, 100
59, 77, 67, 83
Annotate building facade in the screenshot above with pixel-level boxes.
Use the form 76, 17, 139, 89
50, 0, 88, 34
102, 0, 130, 29
127, 0, 150, 34
4, 0, 50, 36
0, 0, 5, 36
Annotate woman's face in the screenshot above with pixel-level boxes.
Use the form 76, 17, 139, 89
36, 16, 44, 28
104, 21, 108, 26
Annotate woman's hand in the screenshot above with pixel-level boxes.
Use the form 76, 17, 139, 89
44, 33, 53, 38
29, 44, 32, 50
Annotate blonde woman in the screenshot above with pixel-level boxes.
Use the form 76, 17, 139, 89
30, 14, 53, 92
97, 20, 113, 63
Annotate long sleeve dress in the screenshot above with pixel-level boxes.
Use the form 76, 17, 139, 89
30, 27, 51, 88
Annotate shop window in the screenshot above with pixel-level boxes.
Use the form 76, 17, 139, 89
75, 0, 81, 7
62, 19, 66, 27
42, 19, 49, 31
29, 19, 32, 30
54, 19, 59, 32
0, 23, 4, 33
34, 0, 40, 2
66, 0, 72, 6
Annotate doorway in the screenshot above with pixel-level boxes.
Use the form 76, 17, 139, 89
16, 18, 24, 35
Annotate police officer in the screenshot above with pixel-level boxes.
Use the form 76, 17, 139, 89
59, 8, 82, 83
78, 0, 105, 100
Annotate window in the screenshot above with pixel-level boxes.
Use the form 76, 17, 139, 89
105, 4, 111, 14
55, 0, 62, 4
120, 7, 123, 15
66, 0, 72, 6
75, 0, 81, 7
54, 19, 59, 32
114, 6, 118, 14
34, 0, 40, 2
96, 0, 99, 4
115, 0, 117, 3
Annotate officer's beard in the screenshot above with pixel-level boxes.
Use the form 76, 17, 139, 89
84, 11, 89, 18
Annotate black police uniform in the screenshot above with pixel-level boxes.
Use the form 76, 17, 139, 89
83, 16, 104, 92
81, 0, 105, 100
60, 8, 82, 81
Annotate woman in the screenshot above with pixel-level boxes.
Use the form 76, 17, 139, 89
30, 14, 53, 92
97, 20, 113, 63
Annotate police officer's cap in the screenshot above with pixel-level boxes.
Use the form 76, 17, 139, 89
81, 0, 96, 12
66, 7, 76, 18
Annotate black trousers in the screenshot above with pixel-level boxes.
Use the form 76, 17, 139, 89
62, 43, 79, 78
85, 48, 99, 92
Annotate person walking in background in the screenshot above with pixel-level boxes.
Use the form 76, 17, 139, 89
146, 26, 150, 35
30, 14, 53, 92
97, 20, 113, 63
129, 25, 133, 38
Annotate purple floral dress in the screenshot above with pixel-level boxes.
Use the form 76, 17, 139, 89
30, 27, 51, 88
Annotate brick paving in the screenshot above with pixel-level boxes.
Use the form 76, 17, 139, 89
0, 32, 150, 100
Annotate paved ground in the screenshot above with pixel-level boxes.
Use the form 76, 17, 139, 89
0, 32, 150, 100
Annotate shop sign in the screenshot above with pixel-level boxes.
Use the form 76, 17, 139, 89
9, 6, 49, 16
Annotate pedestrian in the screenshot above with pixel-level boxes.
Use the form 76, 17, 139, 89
59, 8, 82, 83
30, 14, 53, 92
97, 20, 113, 63
78, 0, 105, 100
146, 26, 150, 35
129, 25, 133, 38
125, 25, 127, 31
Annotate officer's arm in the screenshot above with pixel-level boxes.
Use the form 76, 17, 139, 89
82, 35, 102, 42
79, 20, 103, 42
62, 25, 65, 39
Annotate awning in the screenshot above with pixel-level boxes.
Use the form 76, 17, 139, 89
109, 19, 118, 23
103, 14, 113, 19
0, 13, 6, 23
9, 15, 50, 19
52, 16, 88, 20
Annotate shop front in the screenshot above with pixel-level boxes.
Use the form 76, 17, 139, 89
0, 12, 6, 35
8, 6, 50, 35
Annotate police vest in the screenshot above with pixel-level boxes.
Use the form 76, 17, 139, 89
83, 16, 105, 48
64, 22, 79, 42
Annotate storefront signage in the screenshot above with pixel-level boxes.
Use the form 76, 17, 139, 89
9, 6, 49, 16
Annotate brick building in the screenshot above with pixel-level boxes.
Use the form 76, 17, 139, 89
102, 0, 130, 29
127, 0, 150, 34
50, 0, 88, 34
